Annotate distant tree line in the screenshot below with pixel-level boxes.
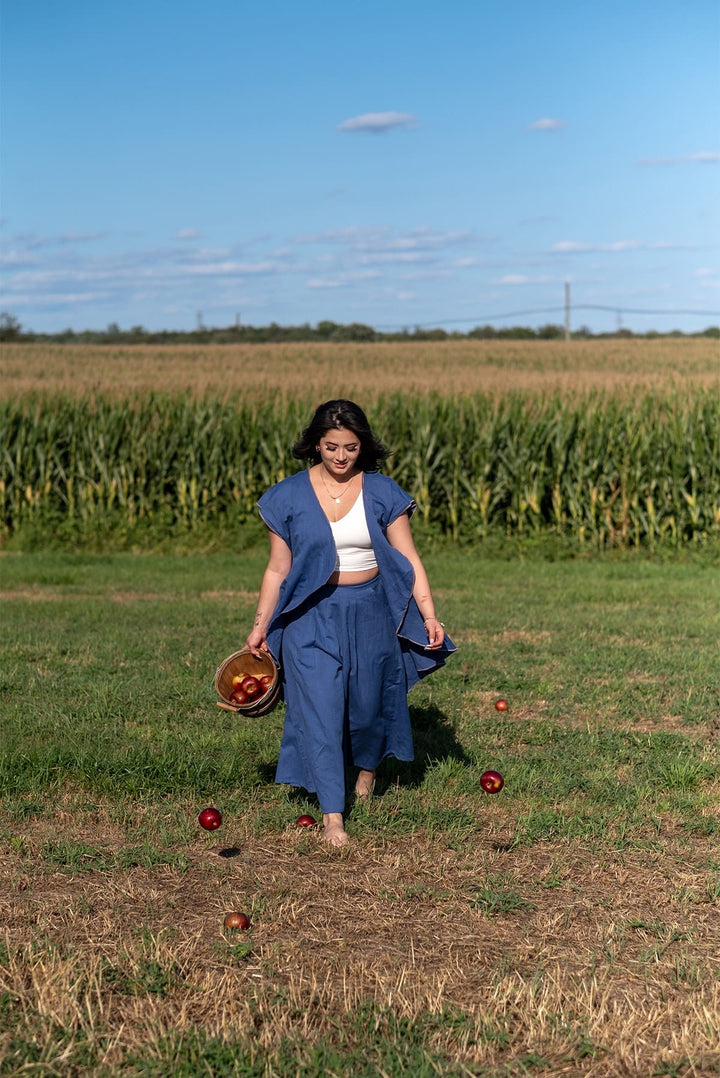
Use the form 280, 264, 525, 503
1, 311, 718, 344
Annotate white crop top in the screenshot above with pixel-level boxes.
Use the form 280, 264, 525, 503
329, 490, 378, 572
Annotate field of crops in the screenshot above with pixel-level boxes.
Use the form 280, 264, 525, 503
1, 342, 719, 550
1, 338, 718, 400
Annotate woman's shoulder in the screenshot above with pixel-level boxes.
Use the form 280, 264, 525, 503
264, 469, 309, 494
364, 471, 408, 496
258, 469, 309, 509
363, 471, 416, 519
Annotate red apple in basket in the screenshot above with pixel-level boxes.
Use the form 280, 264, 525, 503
480, 770, 504, 794
198, 806, 223, 830
230, 688, 249, 706
259, 674, 273, 692
232, 673, 248, 689
240, 676, 261, 699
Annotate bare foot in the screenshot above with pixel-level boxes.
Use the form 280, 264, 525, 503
354, 769, 376, 800
322, 812, 349, 847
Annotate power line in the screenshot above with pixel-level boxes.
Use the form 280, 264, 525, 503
575, 304, 720, 316
377, 304, 720, 332
375, 306, 566, 330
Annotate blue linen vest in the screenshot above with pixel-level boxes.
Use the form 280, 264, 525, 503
256, 469, 456, 690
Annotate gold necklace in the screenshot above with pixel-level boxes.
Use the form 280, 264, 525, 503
319, 468, 357, 505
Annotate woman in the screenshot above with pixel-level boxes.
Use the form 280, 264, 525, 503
246, 400, 455, 846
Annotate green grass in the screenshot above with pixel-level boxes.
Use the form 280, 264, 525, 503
119, 1008, 489, 1078
2, 547, 718, 828
1, 544, 720, 1076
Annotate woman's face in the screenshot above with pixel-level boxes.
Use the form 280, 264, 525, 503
317, 427, 362, 478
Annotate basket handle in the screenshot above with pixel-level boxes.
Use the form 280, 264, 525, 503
216, 701, 243, 712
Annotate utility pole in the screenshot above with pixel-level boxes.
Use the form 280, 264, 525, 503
564, 282, 571, 341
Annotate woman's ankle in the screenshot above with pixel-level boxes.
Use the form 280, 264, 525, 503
354, 769, 376, 799
322, 812, 349, 846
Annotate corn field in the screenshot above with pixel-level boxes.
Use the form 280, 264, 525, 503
1, 391, 719, 548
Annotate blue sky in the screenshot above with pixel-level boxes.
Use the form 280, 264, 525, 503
1, 0, 719, 334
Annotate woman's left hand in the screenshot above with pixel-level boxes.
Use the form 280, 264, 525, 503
424, 617, 445, 650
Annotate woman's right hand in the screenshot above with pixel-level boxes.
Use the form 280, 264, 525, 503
245, 627, 268, 658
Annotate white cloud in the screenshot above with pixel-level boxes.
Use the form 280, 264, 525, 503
11, 231, 106, 248
306, 278, 346, 290
2, 225, 495, 322
551, 240, 692, 254
165, 260, 281, 277
637, 152, 720, 166
295, 226, 368, 245
356, 251, 430, 265
0, 249, 40, 267
527, 118, 566, 131
337, 111, 419, 134
0, 237, 305, 319
4, 259, 284, 289
694, 268, 720, 289
306, 270, 381, 289
495, 274, 552, 285
398, 270, 452, 281
292, 226, 483, 279
294, 225, 474, 254
552, 241, 592, 253
7, 290, 110, 308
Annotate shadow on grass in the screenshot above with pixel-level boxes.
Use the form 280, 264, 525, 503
381, 703, 471, 793
257, 703, 469, 802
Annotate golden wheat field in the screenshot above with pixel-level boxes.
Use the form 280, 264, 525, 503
1, 338, 718, 400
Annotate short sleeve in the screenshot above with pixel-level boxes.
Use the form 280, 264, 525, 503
389, 489, 417, 524
257, 484, 291, 543
370, 474, 416, 527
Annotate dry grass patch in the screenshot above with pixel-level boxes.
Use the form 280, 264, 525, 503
2, 805, 719, 1075
0, 588, 257, 604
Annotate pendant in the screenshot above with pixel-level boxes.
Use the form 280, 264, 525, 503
335, 497, 341, 504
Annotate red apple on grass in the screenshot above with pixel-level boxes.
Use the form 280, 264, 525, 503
296, 814, 317, 828
223, 911, 251, 930
495, 699, 508, 712
480, 770, 504, 794
198, 806, 223, 830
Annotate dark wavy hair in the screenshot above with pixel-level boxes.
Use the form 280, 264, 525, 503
292, 400, 389, 471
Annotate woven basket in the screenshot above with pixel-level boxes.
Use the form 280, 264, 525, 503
214, 648, 281, 717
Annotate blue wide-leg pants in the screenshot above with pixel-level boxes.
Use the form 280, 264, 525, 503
275, 575, 414, 813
